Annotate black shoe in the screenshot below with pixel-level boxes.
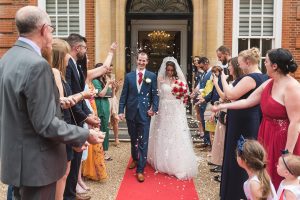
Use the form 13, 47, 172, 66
210, 166, 222, 173
207, 161, 218, 166
214, 175, 221, 182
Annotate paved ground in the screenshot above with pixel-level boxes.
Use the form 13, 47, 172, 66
0, 141, 220, 200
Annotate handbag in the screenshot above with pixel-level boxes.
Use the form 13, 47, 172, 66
218, 111, 227, 125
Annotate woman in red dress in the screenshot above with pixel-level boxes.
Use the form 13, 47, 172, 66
213, 48, 300, 189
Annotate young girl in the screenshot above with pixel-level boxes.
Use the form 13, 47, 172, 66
236, 137, 277, 200
276, 153, 300, 200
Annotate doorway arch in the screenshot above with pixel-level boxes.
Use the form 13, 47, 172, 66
125, 0, 193, 84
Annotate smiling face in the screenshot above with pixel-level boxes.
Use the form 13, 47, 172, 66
166, 65, 175, 78
136, 53, 148, 70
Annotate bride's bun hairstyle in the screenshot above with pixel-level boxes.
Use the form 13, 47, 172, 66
238, 47, 261, 65
267, 48, 298, 74
165, 61, 178, 79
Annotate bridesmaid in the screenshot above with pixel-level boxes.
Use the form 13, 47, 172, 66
213, 48, 300, 189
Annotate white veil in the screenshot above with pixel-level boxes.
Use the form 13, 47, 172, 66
157, 57, 187, 83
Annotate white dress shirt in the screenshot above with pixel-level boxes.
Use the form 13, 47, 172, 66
136, 69, 146, 93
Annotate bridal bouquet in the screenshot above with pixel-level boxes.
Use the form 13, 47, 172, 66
171, 80, 189, 104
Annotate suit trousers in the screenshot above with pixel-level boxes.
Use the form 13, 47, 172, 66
64, 151, 82, 200
126, 111, 150, 173
13, 182, 56, 200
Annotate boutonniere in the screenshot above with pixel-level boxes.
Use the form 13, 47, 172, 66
143, 77, 152, 84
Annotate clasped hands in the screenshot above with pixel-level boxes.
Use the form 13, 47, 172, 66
73, 127, 105, 152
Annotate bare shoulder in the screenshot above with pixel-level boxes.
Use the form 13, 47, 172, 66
285, 76, 300, 94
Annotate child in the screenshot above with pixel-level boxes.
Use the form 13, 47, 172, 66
236, 136, 277, 200
276, 152, 300, 200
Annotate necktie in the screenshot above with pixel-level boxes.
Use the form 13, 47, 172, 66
138, 72, 143, 85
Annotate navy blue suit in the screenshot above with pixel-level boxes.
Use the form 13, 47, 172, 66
64, 58, 91, 200
119, 70, 159, 173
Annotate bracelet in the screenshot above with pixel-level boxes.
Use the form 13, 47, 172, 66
79, 92, 84, 100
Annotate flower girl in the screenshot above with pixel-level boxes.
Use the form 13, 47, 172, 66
276, 152, 300, 200
236, 136, 277, 200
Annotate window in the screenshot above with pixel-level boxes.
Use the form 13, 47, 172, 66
38, 0, 85, 37
232, 0, 282, 73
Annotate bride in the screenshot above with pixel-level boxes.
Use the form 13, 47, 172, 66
147, 57, 198, 180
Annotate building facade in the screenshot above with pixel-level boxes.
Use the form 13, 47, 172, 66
0, 0, 300, 81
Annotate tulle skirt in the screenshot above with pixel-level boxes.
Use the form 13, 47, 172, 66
147, 99, 198, 180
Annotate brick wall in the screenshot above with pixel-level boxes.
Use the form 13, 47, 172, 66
282, 0, 300, 79
85, 0, 95, 68
0, 0, 96, 66
0, 0, 37, 58
223, 0, 233, 50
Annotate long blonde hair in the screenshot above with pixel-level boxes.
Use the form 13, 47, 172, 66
52, 38, 70, 80
237, 139, 272, 200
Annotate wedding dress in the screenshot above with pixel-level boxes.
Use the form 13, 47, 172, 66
147, 57, 198, 180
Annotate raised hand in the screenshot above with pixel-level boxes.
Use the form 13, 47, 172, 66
110, 42, 118, 51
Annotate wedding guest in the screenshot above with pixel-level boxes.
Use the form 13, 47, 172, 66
236, 137, 277, 200
51, 39, 97, 200
108, 68, 123, 146
93, 63, 115, 160
209, 57, 243, 182
216, 45, 231, 73
64, 33, 100, 200
191, 57, 212, 150
192, 56, 205, 137
277, 153, 300, 199
212, 47, 268, 200
213, 48, 300, 189
0, 6, 103, 200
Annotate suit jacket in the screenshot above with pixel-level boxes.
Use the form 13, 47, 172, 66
119, 70, 159, 122
65, 58, 91, 126
0, 40, 89, 187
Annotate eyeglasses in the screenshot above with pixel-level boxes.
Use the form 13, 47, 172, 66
281, 149, 294, 175
79, 45, 88, 50
41, 24, 55, 33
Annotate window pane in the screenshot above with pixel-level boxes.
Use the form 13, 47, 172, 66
252, 0, 262, 15
261, 39, 272, 56
264, 0, 274, 15
46, 0, 56, 14
58, 17, 68, 36
263, 17, 273, 36
239, 17, 249, 36
261, 59, 266, 73
238, 39, 248, 53
58, 0, 67, 14
240, 0, 250, 15
251, 17, 261, 36
70, 16, 80, 33
250, 39, 260, 49
50, 16, 57, 35
69, 0, 79, 15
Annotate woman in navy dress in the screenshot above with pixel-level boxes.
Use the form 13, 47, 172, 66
214, 48, 268, 200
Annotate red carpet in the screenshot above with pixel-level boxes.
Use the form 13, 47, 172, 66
116, 159, 199, 200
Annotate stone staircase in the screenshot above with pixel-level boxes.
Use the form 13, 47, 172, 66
109, 114, 201, 143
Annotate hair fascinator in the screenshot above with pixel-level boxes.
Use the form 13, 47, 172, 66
237, 135, 245, 155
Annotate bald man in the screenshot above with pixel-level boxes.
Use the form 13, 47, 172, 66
0, 6, 104, 200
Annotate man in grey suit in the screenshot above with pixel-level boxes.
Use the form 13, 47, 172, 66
0, 6, 104, 200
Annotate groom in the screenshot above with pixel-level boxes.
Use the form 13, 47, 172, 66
119, 52, 159, 182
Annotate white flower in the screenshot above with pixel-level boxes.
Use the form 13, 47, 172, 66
145, 78, 151, 83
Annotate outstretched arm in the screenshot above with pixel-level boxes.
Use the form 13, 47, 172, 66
213, 80, 269, 112
86, 42, 118, 82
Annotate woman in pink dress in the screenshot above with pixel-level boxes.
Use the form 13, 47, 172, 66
213, 48, 300, 189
